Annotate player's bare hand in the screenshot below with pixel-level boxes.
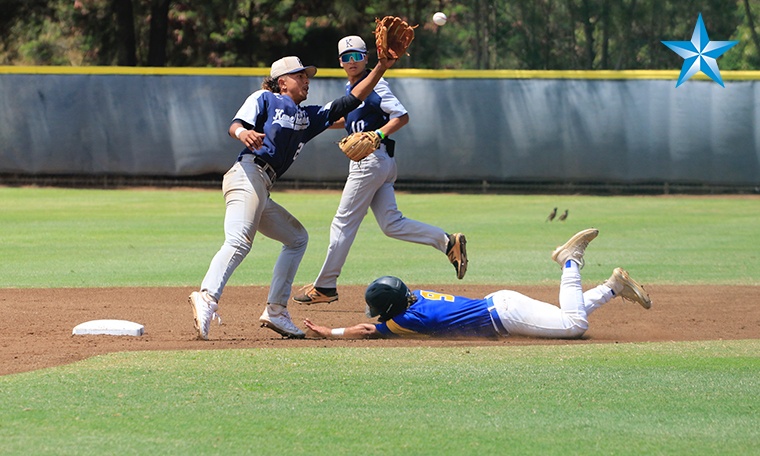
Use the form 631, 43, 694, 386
240, 130, 265, 151
303, 318, 329, 339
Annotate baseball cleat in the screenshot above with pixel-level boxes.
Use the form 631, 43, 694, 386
292, 284, 339, 304
605, 268, 652, 309
189, 291, 222, 340
259, 305, 305, 339
447, 233, 468, 280
551, 228, 599, 269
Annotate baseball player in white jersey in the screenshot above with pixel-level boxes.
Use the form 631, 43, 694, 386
188, 55, 397, 340
293, 35, 467, 305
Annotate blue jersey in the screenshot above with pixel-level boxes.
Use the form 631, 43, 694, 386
232, 90, 350, 177
343, 74, 406, 134
375, 290, 498, 339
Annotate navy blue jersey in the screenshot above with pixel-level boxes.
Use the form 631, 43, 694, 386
232, 90, 355, 177
375, 290, 498, 339
343, 74, 407, 134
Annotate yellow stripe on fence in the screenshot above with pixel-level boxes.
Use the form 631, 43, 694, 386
2, 66, 759, 80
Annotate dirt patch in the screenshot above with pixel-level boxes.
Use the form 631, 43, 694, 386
3, 284, 757, 375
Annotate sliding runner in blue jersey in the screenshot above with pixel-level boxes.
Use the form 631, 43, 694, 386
189, 55, 397, 341
304, 229, 651, 340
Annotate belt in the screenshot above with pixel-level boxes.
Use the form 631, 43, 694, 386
488, 305, 509, 336
247, 155, 277, 183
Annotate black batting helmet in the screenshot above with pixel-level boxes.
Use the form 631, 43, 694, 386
365, 276, 412, 322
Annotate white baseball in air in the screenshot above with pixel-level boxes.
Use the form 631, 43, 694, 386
433, 12, 447, 26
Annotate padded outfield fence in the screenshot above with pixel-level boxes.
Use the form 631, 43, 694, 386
1, 66, 759, 193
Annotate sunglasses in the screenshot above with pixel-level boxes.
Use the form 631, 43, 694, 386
340, 52, 366, 63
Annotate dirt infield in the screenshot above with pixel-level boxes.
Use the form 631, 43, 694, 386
3, 284, 757, 376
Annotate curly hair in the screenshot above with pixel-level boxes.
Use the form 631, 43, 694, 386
261, 76, 280, 93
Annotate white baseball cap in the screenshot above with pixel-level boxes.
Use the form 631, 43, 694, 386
338, 36, 367, 55
270, 56, 317, 79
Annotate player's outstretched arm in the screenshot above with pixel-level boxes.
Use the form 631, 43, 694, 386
349, 58, 396, 102
303, 319, 380, 339
324, 59, 397, 124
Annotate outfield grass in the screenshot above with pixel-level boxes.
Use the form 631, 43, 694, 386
1, 187, 758, 287
0, 341, 758, 455
2, 187, 759, 455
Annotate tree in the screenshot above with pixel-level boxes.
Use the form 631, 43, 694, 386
112, 0, 137, 66
147, 0, 170, 66
0, 0, 751, 70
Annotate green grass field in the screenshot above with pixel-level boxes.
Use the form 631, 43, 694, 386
1, 187, 758, 287
1, 342, 758, 455
1, 187, 759, 455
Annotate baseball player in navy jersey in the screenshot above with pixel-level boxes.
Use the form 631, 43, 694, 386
293, 35, 467, 305
303, 228, 652, 340
188, 55, 397, 340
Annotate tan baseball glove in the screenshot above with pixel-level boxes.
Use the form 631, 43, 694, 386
374, 16, 417, 60
338, 131, 381, 161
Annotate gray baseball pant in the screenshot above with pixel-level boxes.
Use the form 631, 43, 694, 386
201, 155, 308, 305
314, 147, 448, 289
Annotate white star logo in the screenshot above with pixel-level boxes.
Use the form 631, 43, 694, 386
661, 13, 738, 87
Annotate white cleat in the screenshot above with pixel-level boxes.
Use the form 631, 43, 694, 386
189, 291, 222, 340
260, 305, 305, 339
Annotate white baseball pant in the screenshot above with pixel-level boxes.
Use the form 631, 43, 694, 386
488, 262, 614, 339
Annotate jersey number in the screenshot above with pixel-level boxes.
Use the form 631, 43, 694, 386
293, 142, 305, 161
350, 120, 366, 133
420, 291, 455, 302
